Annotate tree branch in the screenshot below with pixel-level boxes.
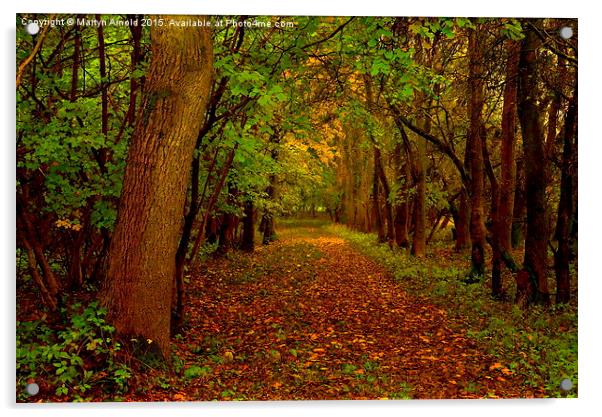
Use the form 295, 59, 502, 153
16, 15, 56, 87
389, 102, 470, 188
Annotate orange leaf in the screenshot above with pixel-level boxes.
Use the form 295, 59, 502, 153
489, 362, 504, 371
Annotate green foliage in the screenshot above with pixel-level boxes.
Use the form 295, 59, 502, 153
388, 382, 413, 399
341, 363, 358, 374
16, 302, 131, 401
501, 19, 525, 40
183, 365, 212, 380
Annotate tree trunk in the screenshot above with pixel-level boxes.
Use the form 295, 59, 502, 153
374, 146, 394, 246
410, 108, 429, 257
554, 82, 577, 304
102, 17, 213, 357
411, 141, 426, 257
511, 156, 526, 248
467, 26, 487, 279
490, 39, 520, 297
517, 19, 550, 304
393, 142, 410, 248
483, 130, 502, 296
217, 213, 236, 255
455, 191, 471, 251
498, 40, 520, 252
261, 212, 276, 245
216, 184, 238, 256
371, 157, 386, 244
241, 200, 255, 252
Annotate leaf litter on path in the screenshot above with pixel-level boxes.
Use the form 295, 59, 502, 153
133, 223, 531, 401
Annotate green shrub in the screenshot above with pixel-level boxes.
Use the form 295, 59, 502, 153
16, 301, 131, 401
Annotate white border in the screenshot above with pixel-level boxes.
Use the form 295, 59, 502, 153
3, 1, 600, 417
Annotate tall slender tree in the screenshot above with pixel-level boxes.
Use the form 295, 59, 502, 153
467, 26, 487, 279
517, 20, 550, 304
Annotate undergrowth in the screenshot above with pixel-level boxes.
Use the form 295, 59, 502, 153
16, 301, 132, 402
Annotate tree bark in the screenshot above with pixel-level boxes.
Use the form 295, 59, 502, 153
511, 156, 526, 248
216, 184, 238, 255
498, 40, 520, 252
517, 19, 550, 304
371, 154, 386, 244
411, 136, 427, 257
393, 142, 410, 248
451, 190, 470, 251
490, 39, 520, 297
374, 146, 394, 246
261, 132, 280, 245
554, 81, 577, 304
467, 26, 487, 279
102, 17, 213, 357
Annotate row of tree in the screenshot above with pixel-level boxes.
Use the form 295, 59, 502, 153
324, 18, 577, 306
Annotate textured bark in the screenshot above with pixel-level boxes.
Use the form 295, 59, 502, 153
498, 40, 520, 252
467, 27, 487, 278
482, 131, 502, 296
517, 20, 550, 304
554, 82, 577, 304
102, 17, 213, 356
490, 40, 520, 297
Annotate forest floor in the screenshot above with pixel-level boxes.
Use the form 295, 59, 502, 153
126, 219, 564, 401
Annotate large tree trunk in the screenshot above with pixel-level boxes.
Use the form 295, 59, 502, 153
102, 17, 213, 357
554, 82, 577, 304
490, 39, 520, 297
517, 20, 550, 305
467, 26, 487, 279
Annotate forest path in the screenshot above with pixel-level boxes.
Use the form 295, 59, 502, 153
144, 220, 526, 400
